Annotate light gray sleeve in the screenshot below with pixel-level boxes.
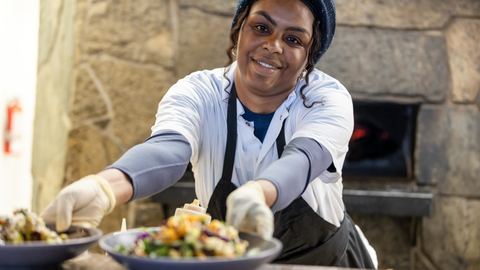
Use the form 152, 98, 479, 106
106, 130, 191, 201
254, 137, 333, 212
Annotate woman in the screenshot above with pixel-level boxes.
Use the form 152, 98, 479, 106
41, 0, 376, 268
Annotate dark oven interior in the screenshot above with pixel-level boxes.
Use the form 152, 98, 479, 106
343, 101, 420, 180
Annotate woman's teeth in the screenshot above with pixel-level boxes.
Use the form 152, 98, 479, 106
257, 61, 275, 69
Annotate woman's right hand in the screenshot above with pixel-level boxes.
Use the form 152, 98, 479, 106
40, 175, 116, 232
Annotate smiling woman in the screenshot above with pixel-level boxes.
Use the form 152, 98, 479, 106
41, 0, 377, 268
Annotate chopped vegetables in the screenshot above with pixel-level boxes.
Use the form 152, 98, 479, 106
0, 209, 68, 245
116, 215, 249, 259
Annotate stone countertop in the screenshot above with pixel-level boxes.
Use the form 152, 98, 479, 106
60, 253, 361, 270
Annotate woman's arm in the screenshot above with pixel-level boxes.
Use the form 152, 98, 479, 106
255, 137, 333, 211
257, 180, 278, 207
104, 130, 192, 202
97, 169, 133, 206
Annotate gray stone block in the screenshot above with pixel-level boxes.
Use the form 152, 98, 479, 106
65, 125, 122, 185
350, 213, 412, 269
416, 105, 480, 197
178, 0, 237, 15
84, 0, 174, 67
70, 68, 108, 123
317, 28, 449, 102
336, 0, 480, 29
445, 18, 480, 103
91, 60, 174, 148
176, 7, 232, 78
422, 196, 480, 270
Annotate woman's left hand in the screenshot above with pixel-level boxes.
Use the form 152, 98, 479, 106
226, 181, 274, 239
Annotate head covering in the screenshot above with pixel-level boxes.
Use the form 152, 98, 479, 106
231, 0, 336, 64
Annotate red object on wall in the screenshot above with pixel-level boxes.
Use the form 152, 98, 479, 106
5, 99, 23, 155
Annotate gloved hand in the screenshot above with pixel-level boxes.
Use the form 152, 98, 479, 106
226, 181, 274, 239
40, 175, 116, 232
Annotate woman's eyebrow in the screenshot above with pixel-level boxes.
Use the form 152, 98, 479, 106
286, 26, 311, 36
253, 10, 277, 26
253, 10, 311, 36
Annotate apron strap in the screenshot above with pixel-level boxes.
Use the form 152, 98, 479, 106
276, 120, 286, 158
220, 83, 238, 183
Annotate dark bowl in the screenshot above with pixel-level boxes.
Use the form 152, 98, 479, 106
0, 223, 102, 270
99, 227, 282, 270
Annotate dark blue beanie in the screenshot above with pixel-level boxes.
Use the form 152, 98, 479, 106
231, 0, 336, 64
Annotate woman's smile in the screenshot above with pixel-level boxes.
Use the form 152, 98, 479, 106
251, 57, 282, 75
255, 59, 279, 69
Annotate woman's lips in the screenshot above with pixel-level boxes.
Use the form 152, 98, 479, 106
252, 58, 281, 75
257, 60, 276, 69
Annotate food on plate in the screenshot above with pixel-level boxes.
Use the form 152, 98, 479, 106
174, 199, 212, 225
116, 214, 249, 259
0, 209, 68, 245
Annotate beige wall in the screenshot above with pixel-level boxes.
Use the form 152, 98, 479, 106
0, 0, 39, 215
33, 1, 480, 269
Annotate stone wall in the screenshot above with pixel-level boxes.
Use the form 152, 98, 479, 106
33, 0, 480, 269
331, 3, 480, 269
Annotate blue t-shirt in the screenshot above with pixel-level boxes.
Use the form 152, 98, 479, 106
241, 104, 275, 143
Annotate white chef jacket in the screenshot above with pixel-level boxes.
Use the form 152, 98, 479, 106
151, 62, 353, 227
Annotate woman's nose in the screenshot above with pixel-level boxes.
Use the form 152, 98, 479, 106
262, 35, 283, 54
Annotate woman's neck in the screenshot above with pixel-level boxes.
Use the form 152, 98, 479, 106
237, 90, 288, 114
234, 73, 294, 114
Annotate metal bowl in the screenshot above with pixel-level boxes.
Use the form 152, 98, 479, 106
0, 223, 102, 270
99, 227, 283, 270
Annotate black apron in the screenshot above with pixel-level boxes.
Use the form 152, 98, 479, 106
206, 83, 375, 268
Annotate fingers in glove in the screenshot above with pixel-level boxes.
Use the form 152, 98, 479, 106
39, 199, 59, 224
56, 193, 75, 232
226, 202, 250, 230
237, 205, 274, 239
255, 213, 274, 240
71, 216, 102, 229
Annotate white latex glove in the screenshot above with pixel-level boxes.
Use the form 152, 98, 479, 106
226, 181, 274, 239
40, 175, 116, 232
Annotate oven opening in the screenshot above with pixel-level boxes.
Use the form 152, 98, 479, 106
342, 102, 420, 180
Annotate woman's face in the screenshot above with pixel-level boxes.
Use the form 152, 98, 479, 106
234, 0, 314, 99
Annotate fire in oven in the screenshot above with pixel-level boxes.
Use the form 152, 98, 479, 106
343, 101, 420, 179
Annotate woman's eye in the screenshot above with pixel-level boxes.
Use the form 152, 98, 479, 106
287, 37, 300, 44
255, 25, 268, 32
